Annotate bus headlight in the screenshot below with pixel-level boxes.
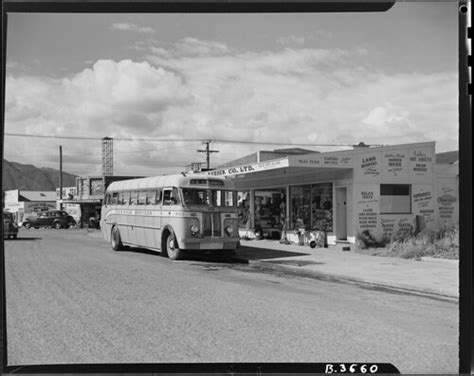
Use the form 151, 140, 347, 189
225, 226, 233, 236
190, 224, 199, 236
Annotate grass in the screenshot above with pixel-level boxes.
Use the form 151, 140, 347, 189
354, 224, 459, 260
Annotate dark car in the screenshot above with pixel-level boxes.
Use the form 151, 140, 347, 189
23, 210, 76, 229
3, 212, 18, 239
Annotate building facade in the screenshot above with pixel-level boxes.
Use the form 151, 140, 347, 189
3, 190, 57, 224
208, 141, 458, 244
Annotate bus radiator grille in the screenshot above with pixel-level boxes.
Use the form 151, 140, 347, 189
202, 213, 222, 237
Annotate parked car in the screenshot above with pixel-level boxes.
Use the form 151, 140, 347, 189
22, 210, 76, 229
3, 212, 18, 239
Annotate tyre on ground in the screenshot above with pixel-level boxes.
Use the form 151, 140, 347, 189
111, 226, 124, 251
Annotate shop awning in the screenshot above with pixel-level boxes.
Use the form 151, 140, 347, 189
207, 151, 354, 178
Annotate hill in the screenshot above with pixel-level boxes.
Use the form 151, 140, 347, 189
2, 159, 78, 192
435, 150, 458, 164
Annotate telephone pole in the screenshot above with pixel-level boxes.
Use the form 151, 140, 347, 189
197, 140, 219, 170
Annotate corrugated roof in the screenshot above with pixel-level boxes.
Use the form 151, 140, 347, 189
19, 191, 57, 202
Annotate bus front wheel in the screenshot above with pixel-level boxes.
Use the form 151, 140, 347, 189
165, 232, 182, 260
111, 226, 124, 251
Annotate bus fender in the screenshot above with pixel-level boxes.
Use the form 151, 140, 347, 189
161, 225, 180, 249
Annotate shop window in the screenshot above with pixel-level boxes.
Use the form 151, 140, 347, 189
311, 183, 333, 232
290, 185, 311, 230
380, 184, 411, 214
254, 189, 286, 236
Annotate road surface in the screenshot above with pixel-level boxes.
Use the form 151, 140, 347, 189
4, 229, 458, 373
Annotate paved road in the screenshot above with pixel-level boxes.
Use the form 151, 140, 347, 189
4, 229, 458, 373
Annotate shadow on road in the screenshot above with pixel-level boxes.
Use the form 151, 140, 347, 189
235, 245, 310, 261
115, 243, 310, 265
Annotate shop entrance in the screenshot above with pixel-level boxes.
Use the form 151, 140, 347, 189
335, 187, 347, 240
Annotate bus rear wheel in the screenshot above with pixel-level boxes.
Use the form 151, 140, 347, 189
111, 226, 124, 251
165, 232, 182, 260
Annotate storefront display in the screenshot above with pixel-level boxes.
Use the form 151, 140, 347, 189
254, 189, 286, 239
290, 183, 333, 232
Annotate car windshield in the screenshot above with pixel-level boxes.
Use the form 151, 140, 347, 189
182, 189, 235, 207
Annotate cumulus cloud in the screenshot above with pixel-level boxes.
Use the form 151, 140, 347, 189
111, 22, 154, 34
4, 38, 458, 175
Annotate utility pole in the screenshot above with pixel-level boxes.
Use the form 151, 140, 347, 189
59, 145, 63, 210
197, 140, 219, 170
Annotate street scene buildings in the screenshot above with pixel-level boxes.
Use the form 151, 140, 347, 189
2, 1, 466, 374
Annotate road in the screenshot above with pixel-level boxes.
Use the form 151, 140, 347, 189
4, 229, 458, 373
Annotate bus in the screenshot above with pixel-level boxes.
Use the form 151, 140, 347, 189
101, 173, 240, 260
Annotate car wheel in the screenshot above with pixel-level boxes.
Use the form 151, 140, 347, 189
111, 226, 124, 251
54, 222, 62, 229
165, 232, 182, 260
24, 223, 31, 229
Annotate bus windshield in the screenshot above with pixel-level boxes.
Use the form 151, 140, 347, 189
182, 188, 235, 207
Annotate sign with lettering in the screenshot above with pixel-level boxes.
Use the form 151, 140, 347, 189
356, 152, 382, 180
435, 181, 458, 225
408, 147, 433, 178
208, 158, 289, 177
412, 185, 434, 224
289, 154, 353, 168
383, 151, 408, 178
355, 185, 379, 232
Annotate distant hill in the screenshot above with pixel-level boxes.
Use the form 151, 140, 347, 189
2, 159, 78, 192
435, 151, 458, 164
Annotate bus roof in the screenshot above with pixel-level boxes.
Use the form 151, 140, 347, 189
106, 173, 233, 192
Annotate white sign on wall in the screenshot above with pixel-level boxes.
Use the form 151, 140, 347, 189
355, 185, 380, 234
355, 152, 382, 180
408, 147, 433, 178
383, 150, 408, 179
412, 185, 434, 225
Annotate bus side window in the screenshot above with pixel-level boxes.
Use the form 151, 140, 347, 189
122, 191, 130, 205
163, 189, 176, 206
156, 189, 162, 204
118, 192, 123, 205
146, 190, 156, 205
130, 191, 138, 205
111, 192, 118, 205
138, 190, 146, 205
105, 192, 110, 205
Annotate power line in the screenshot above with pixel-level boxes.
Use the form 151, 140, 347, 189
4, 133, 384, 147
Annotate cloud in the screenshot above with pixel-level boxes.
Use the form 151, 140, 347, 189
4, 38, 458, 175
111, 22, 154, 34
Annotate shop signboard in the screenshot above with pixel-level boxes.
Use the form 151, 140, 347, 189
408, 146, 433, 179
435, 179, 458, 226
355, 152, 382, 181
208, 158, 289, 177
289, 154, 353, 168
382, 150, 408, 179
355, 185, 380, 235
56, 186, 78, 200
412, 185, 434, 225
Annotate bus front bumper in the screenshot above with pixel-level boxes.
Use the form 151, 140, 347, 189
181, 238, 239, 250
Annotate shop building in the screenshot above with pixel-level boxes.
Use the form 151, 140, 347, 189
208, 141, 459, 244
3, 189, 57, 225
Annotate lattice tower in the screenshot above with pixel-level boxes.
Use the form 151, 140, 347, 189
102, 137, 113, 176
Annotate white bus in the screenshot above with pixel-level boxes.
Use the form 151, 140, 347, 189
101, 173, 240, 260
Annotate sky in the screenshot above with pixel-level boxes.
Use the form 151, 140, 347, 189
4, 2, 459, 177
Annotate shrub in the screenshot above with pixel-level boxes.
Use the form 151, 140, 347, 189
355, 223, 459, 260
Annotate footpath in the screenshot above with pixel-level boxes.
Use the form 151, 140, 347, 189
236, 239, 458, 302
88, 230, 458, 302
